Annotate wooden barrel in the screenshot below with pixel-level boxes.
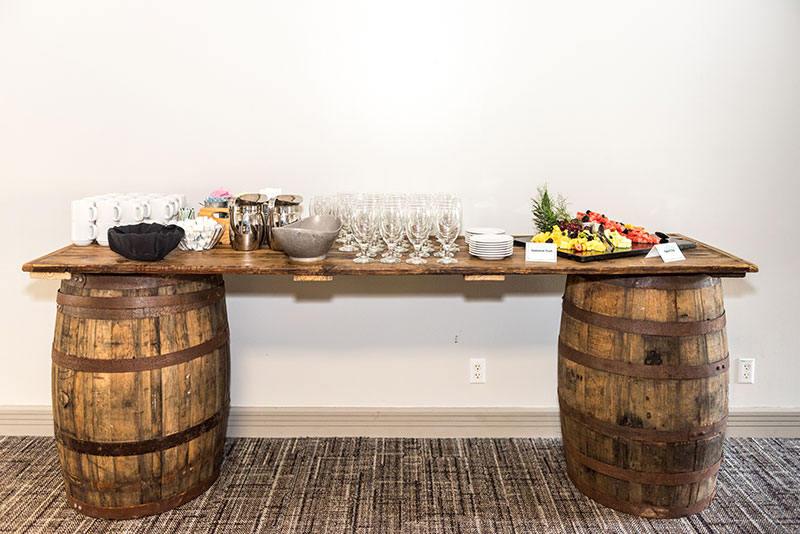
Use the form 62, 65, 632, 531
51, 274, 230, 519
558, 274, 728, 518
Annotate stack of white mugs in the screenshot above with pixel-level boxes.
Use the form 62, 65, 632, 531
71, 193, 188, 246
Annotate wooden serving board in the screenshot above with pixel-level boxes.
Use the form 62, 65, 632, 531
513, 236, 697, 262
197, 206, 231, 245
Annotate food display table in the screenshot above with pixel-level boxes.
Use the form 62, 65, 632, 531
23, 235, 757, 519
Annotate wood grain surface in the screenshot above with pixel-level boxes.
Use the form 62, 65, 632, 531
23, 235, 758, 278
558, 274, 728, 518
51, 274, 230, 518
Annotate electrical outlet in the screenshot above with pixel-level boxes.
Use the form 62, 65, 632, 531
738, 358, 755, 384
470, 358, 486, 384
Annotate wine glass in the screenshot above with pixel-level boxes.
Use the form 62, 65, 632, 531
433, 193, 461, 253
379, 201, 405, 263
362, 193, 384, 257
435, 199, 462, 264
385, 194, 410, 254
336, 193, 359, 252
351, 200, 377, 263
310, 195, 334, 217
409, 194, 435, 257
405, 201, 432, 264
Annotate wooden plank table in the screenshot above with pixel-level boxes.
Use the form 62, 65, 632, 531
23, 235, 758, 520
24, 235, 757, 278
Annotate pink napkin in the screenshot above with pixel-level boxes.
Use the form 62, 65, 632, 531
209, 188, 232, 199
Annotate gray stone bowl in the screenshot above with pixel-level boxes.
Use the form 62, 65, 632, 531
271, 215, 342, 262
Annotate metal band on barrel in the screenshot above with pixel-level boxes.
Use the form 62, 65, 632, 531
581, 275, 719, 290
56, 411, 223, 456
561, 299, 726, 336
566, 464, 717, 519
57, 285, 225, 309
558, 396, 727, 442
52, 328, 229, 372
65, 467, 221, 520
558, 340, 729, 380
64, 274, 221, 290
63, 439, 226, 493
56, 286, 225, 319
563, 439, 723, 485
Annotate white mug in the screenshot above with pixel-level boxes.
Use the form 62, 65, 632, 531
164, 194, 181, 221
149, 196, 175, 223
166, 195, 180, 221
95, 220, 116, 247
119, 199, 146, 225
71, 221, 97, 246
96, 198, 121, 222
141, 199, 152, 219
71, 199, 97, 222
168, 193, 187, 209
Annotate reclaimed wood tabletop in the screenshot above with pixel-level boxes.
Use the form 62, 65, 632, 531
22, 235, 758, 278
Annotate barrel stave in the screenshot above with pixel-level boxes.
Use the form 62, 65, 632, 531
558, 274, 728, 518
559, 357, 728, 435
51, 274, 229, 518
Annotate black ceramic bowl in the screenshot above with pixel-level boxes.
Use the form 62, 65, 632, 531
108, 223, 185, 261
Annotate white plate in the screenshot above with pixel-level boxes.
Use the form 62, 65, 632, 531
470, 245, 513, 251
469, 241, 513, 247
472, 254, 513, 260
469, 234, 513, 244
469, 246, 513, 251
469, 247, 513, 253
469, 250, 514, 257
474, 248, 513, 253
465, 227, 506, 244
465, 227, 505, 235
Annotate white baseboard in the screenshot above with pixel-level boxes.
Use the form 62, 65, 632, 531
227, 407, 562, 438
2, 406, 798, 438
0, 406, 54, 437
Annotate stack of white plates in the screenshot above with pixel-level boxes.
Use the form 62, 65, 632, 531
464, 227, 505, 244
469, 234, 514, 260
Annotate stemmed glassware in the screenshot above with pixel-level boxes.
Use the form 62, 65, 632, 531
330, 192, 462, 264
435, 198, 462, 264
405, 201, 433, 264
362, 193, 384, 257
408, 194, 434, 258
350, 200, 377, 263
336, 193, 359, 252
379, 199, 405, 263
385, 194, 411, 255
310, 195, 334, 217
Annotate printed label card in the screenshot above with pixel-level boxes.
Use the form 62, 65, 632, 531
525, 242, 557, 262
645, 243, 686, 263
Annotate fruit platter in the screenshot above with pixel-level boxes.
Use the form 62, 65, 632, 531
525, 187, 695, 262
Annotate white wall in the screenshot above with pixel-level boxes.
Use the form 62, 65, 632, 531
2, 1, 798, 411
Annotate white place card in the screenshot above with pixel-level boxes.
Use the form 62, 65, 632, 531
526, 242, 557, 262
645, 242, 686, 263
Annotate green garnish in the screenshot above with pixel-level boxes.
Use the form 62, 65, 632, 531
531, 185, 570, 233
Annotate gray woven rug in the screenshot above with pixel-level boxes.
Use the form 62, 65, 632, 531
0, 437, 797, 533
